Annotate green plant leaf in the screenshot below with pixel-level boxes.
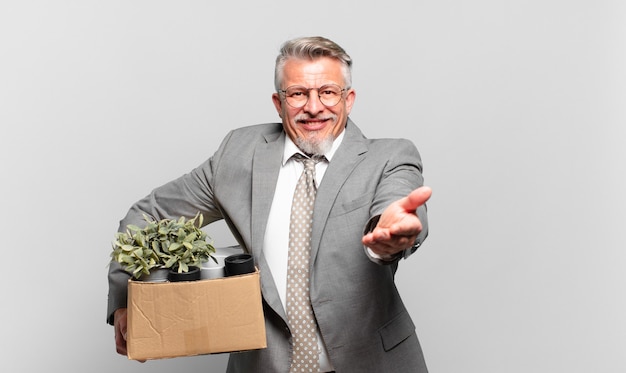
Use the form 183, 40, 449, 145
164, 256, 178, 268
169, 242, 182, 253
110, 212, 217, 277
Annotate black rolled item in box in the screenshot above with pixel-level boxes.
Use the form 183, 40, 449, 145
224, 253, 255, 276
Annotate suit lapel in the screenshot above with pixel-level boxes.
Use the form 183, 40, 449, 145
250, 120, 368, 321
251, 129, 287, 319
310, 120, 368, 264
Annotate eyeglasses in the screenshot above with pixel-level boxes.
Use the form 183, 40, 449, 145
279, 84, 346, 108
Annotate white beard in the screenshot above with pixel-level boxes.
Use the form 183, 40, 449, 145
295, 133, 333, 156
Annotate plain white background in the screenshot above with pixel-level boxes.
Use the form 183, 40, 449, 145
1, 1, 624, 372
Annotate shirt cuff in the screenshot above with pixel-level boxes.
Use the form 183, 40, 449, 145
367, 247, 401, 261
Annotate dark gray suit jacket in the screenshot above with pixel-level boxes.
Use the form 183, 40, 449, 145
108, 119, 429, 372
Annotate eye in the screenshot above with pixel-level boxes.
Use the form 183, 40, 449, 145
285, 87, 307, 98
319, 85, 341, 96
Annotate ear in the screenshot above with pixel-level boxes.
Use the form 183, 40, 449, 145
272, 93, 283, 118
344, 88, 356, 115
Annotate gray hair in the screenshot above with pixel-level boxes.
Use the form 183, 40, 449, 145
274, 36, 353, 91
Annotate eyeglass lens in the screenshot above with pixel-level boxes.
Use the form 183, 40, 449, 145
283, 84, 343, 108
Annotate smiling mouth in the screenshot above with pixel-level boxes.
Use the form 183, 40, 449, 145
299, 119, 329, 131
296, 115, 333, 126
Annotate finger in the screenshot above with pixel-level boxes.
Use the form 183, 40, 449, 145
364, 230, 413, 252
363, 240, 395, 256
115, 333, 127, 356
371, 228, 391, 242
390, 218, 422, 236
362, 232, 382, 246
362, 230, 390, 247
398, 186, 432, 212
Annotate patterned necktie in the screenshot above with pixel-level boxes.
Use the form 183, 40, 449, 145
287, 154, 324, 373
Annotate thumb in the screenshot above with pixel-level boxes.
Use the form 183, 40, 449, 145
398, 186, 432, 212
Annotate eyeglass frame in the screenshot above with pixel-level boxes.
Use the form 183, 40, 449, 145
278, 84, 347, 108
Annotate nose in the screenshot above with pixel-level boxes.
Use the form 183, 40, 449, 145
302, 89, 324, 114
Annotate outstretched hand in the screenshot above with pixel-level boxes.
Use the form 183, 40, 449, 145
362, 186, 432, 257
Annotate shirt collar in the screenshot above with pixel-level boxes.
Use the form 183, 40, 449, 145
282, 130, 345, 166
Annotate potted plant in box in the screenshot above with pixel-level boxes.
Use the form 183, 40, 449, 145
110, 212, 216, 282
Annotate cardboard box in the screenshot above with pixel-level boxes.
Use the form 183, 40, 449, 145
127, 269, 267, 360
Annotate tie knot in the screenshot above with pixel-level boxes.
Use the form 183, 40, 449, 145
292, 153, 325, 170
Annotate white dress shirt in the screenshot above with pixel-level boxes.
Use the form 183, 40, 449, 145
263, 131, 345, 372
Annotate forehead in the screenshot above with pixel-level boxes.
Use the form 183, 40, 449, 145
282, 57, 345, 86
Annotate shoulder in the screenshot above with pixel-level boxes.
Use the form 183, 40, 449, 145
362, 135, 421, 159
345, 119, 419, 153
366, 136, 417, 148
215, 123, 283, 153
211, 123, 284, 161
228, 122, 283, 138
